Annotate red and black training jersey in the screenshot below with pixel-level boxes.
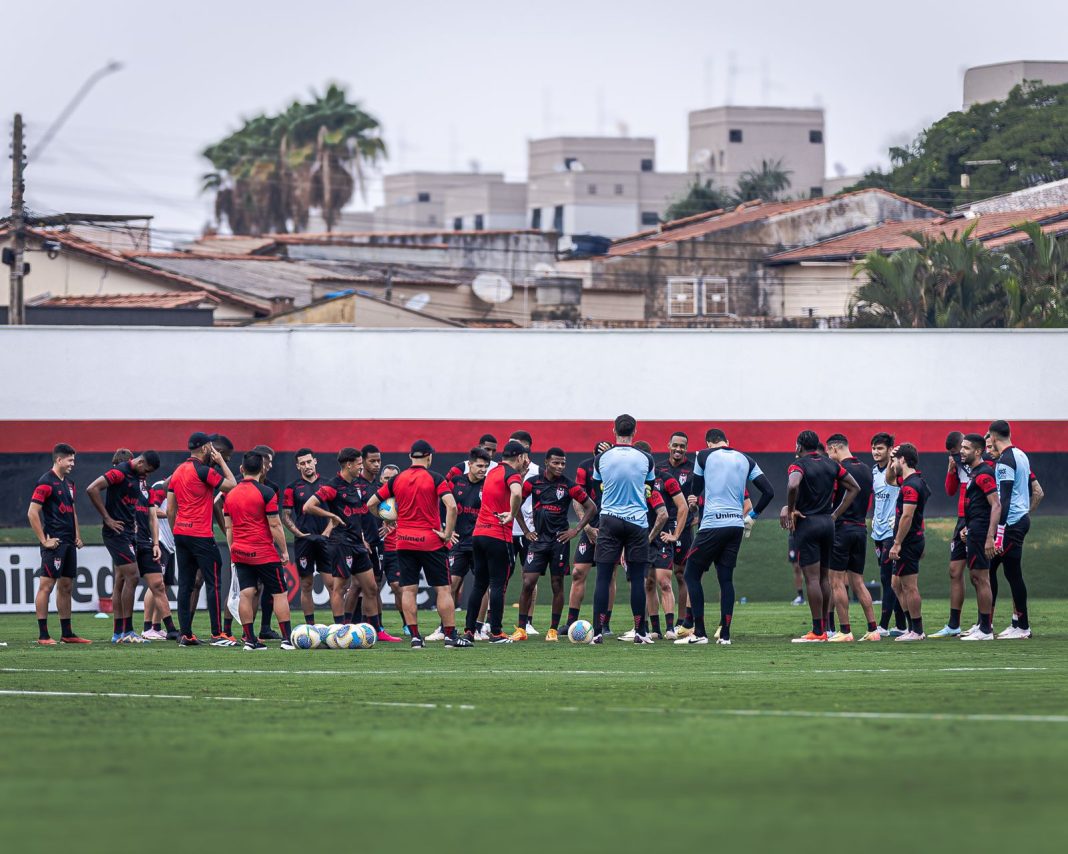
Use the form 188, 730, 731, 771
656, 458, 694, 521
170, 457, 224, 538
224, 479, 281, 565
315, 473, 369, 548
945, 458, 972, 518
895, 472, 931, 543
645, 482, 666, 527
963, 462, 998, 529
833, 457, 873, 527
31, 470, 77, 543
282, 476, 329, 536
448, 474, 483, 552
650, 472, 682, 520
102, 461, 141, 528
522, 473, 588, 540
134, 480, 164, 549
575, 456, 602, 523
788, 453, 846, 517
376, 466, 451, 551
356, 476, 383, 545
474, 463, 523, 543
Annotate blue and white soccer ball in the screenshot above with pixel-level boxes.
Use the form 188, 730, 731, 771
335, 624, 361, 649
353, 623, 377, 648
568, 620, 594, 644
325, 624, 348, 649
313, 624, 330, 646
290, 624, 320, 649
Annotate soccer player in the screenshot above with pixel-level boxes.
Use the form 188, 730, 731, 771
932, 431, 971, 637
657, 431, 697, 633
143, 478, 178, 640
282, 448, 333, 626
566, 441, 615, 635
824, 434, 879, 642
427, 448, 489, 641
463, 440, 527, 643
988, 420, 1034, 639
636, 440, 687, 640
871, 433, 907, 636
592, 414, 657, 644
508, 430, 541, 634
957, 434, 1000, 641
782, 430, 860, 643
247, 444, 284, 640
352, 444, 387, 625
204, 434, 240, 644
168, 432, 237, 646
513, 448, 598, 642
87, 449, 161, 643
303, 448, 386, 638
27, 443, 91, 645
676, 428, 774, 645
223, 451, 294, 651
447, 434, 498, 479
887, 443, 931, 641
367, 440, 471, 648
379, 465, 404, 624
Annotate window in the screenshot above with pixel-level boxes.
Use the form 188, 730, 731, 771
531, 208, 542, 229
552, 205, 564, 232
453, 217, 463, 231
474, 214, 484, 231
587, 184, 597, 195
614, 183, 624, 195
640, 158, 654, 172
729, 129, 743, 143
667, 278, 699, 317
702, 277, 729, 316
809, 129, 823, 144
640, 211, 659, 226
809, 186, 823, 198
564, 157, 579, 171
417, 191, 431, 202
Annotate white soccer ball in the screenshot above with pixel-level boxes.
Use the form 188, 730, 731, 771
290, 624, 320, 649
325, 624, 347, 649
354, 623, 377, 648
378, 497, 397, 522
313, 624, 330, 646
568, 620, 594, 644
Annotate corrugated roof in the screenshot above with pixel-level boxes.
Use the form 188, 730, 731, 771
766, 205, 1068, 263
606, 189, 941, 257
36, 292, 217, 309
132, 256, 333, 308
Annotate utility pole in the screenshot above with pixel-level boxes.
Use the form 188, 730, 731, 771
8, 113, 27, 325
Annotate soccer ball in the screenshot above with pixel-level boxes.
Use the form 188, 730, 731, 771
290, 624, 320, 649
313, 624, 330, 646
353, 623, 377, 648
336, 624, 362, 649
378, 497, 397, 521
568, 620, 594, 644
325, 624, 348, 649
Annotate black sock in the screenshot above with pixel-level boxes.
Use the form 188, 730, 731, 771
143, 620, 152, 632
304, 613, 315, 625
223, 617, 233, 635
650, 615, 661, 636
114, 618, 123, 634
695, 616, 707, 638
812, 618, 823, 635
551, 612, 561, 630
665, 612, 674, 630
333, 614, 344, 624
841, 622, 850, 635
370, 614, 382, 631
279, 620, 291, 641
152, 622, 162, 632
720, 613, 732, 641
407, 624, 421, 640
879, 610, 891, 630
913, 616, 924, 635
979, 612, 992, 633
796, 588, 804, 599
867, 620, 877, 632
38, 618, 50, 640
163, 616, 176, 632
906, 613, 914, 632
566, 607, 579, 626
518, 613, 529, 630
949, 608, 961, 630
826, 612, 836, 632
60, 618, 74, 638
242, 622, 256, 642
683, 607, 694, 629
635, 615, 647, 636
343, 612, 353, 624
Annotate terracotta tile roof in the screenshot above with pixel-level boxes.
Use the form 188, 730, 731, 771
606, 189, 941, 257
766, 205, 1068, 264
36, 292, 218, 309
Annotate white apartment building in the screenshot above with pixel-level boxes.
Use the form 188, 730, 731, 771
526, 137, 690, 238
443, 179, 528, 231
687, 106, 826, 200
374, 172, 507, 231
963, 61, 1068, 108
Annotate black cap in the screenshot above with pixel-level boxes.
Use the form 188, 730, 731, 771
502, 440, 528, 457
410, 439, 434, 458
188, 431, 213, 451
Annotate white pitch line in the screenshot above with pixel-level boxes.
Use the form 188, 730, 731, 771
607, 706, 1068, 724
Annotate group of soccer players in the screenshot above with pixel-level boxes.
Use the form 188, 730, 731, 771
26, 416, 1042, 648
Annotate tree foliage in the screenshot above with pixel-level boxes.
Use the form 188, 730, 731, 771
664, 158, 793, 222
847, 81, 1068, 211
849, 223, 1068, 328
201, 84, 386, 235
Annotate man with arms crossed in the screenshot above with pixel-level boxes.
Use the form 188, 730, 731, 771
282, 448, 333, 627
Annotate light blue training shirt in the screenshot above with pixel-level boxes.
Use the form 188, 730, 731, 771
594, 445, 656, 527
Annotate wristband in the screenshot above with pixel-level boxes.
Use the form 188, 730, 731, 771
994, 524, 1006, 549
747, 510, 758, 520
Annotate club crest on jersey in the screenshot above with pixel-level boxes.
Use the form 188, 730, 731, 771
556, 486, 566, 500
678, 474, 687, 484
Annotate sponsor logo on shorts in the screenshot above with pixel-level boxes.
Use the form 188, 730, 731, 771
345, 555, 353, 568
54, 558, 61, 570
299, 557, 307, 569
578, 541, 587, 555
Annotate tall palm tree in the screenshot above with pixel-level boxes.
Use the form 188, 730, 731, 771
734, 158, 792, 203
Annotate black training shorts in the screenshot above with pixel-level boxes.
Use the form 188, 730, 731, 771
235, 561, 288, 595
524, 540, 570, 576
830, 523, 867, 574
294, 534, 333, 577
685, 527, 744, 575
595, 515, 649, 567
40, 542, 77, 579
793, 514, 835, 568
398, 548, 449, 587
950, 517, 967, 562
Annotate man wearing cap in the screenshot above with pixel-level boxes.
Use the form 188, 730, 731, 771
367, 440, 472, 649
167, 432, 237, 646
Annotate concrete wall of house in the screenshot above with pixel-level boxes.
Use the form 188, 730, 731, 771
580, 290, 646, 322
963, 61, 1068, 107
777, 263, 860, 320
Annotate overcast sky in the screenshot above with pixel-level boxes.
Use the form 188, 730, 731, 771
4, 0, 1068, 239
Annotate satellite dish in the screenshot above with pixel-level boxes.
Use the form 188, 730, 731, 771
692, 148, 712, 169
534, 262, 557, 278
404, 293, 431, 312
472, 273, 513, 304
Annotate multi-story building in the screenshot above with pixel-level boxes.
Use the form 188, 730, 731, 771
526, 137, 691, 239
687, 105, 826, 200
442, 179, 528, 231
963, 61, 1068, 108
374, 172, 507, 231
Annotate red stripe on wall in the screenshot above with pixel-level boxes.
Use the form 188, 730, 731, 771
2, 420, 1067, 454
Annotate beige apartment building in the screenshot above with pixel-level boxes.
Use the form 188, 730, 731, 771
373, 172, 509, 231
963, 61, 1068, 107
687, 106, 826, 200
